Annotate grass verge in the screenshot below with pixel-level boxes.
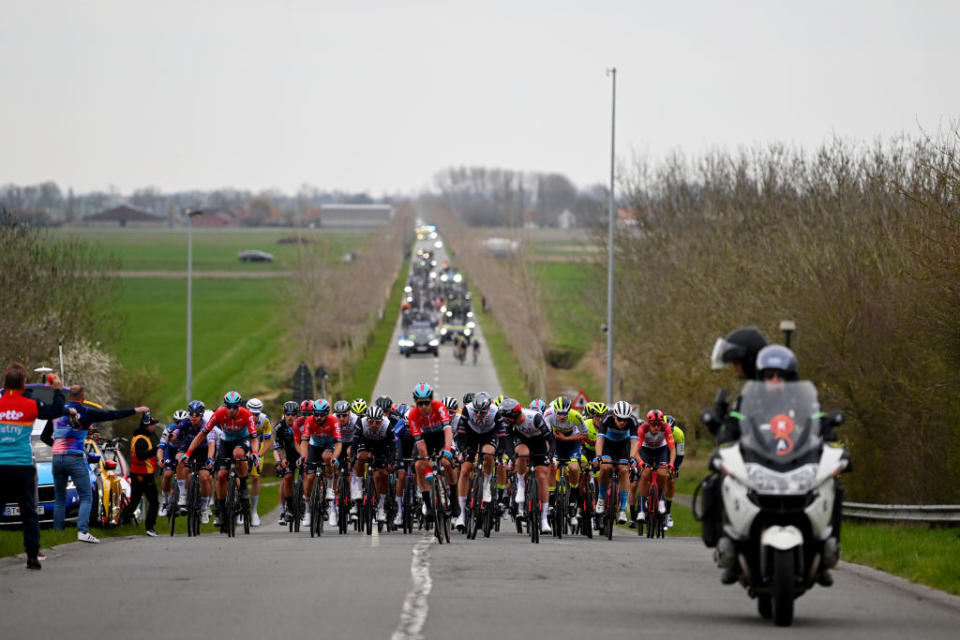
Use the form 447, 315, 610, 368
0, 481, 280, 558
338, 257, 410, 400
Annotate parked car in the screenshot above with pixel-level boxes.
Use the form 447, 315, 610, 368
399, 329, 440, 357
238, 249, 274, 263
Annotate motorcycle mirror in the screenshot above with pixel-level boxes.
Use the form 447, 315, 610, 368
827, 410, 845, 428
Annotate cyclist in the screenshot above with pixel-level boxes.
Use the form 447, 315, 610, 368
663, 415, 684, 529
580, 402, 605, 529
498, 398, 555, 534
635, 409, 676, 524
543, 396, 585, 527
158, 409, 189, 518
406, 382, 455, 521
452, 392, 503, 530
594, 400, 639, 524
390, 402, 414, 526
175, 400, 215, 523
355, 404, 396, 523
245, 398, 272, 527
273, 401, 302, 525
184, 391, 259, 526
298, 399, 342, 529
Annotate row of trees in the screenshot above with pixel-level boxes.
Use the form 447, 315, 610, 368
610, 134, 960, 503
433, 166, 607, 228
0, 182, 391, 226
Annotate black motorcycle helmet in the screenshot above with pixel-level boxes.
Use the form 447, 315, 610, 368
711, 327, 768, 380
756, 344, 799, 382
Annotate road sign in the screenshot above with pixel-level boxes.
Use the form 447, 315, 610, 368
293, 362, 314, 403
572, 390, 589, 411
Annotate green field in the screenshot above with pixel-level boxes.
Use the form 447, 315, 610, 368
111, 277, 289, 418
533, 261, 601, 363
55, 228, 368, 271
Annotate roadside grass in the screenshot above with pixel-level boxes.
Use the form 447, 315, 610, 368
55, 228, 368, 271
110, 277, 288, 418
533, 261, 600, 364
0, 482, 280, 558
473, 304, 527, 398
842, 520, 960, 595
339, 257, 410, 400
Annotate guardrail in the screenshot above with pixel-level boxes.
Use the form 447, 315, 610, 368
842, 502, 960, 523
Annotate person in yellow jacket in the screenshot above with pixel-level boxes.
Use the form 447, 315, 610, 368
124, 414, 160, 536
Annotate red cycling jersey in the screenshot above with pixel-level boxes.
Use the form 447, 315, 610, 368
293, 416, 307, 446
303, 414, 342, 445
637, 422, 674, 449
406, 400, 451, 438
202, 406, 257, 442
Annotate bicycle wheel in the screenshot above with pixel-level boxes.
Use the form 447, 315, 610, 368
309, 486, 319, 538
364, 474, 375, 536
646, 483, 658, 540
188, 477, 200, 537
226, 477, 237, 538
291, 474, 302, 533
554, 481, 566, 539
243, 494, 251, 535
527, 475, 540, 544
465, 469, 480, 539
605, 473, 617, 541
169, 484, 179, 536
402, 477, 414, 534
338, 473, 350, 535
582, 481, 594, 539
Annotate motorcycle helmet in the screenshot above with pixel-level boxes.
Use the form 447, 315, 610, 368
710, 327, 768, 380
756, 344, 799, 381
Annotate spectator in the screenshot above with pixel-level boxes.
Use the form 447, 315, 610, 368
50, 385, 148, 543
124, 413, 160, 536
0, 363, 66, 570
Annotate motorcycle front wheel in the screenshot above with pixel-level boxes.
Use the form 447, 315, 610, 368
772, 550, 795, 626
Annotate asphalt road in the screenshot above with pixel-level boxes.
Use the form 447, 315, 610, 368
3, 235, 959, 638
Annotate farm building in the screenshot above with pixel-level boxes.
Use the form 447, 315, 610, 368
318, 204, 394, 227
82, 205, 165, 228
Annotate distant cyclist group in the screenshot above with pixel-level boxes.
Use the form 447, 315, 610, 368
155, 381, 685, 541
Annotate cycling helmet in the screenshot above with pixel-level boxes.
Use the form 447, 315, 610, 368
551, 396, 572, 415
282, 401, 298, 416
173, 410, 188, 421
492, 394, 505, 407
529, 398, 546, 413
396, 403, 409, 417
374, 395, 393, 412
664, 415, 677, 427
472, 392, 492, 413
646, 409, 665, 424
499, 398, 523, 418
366, 405, 385, 421
442, 396, 458, 413
756, 344, 799, 381
224, 391, 243, 407
299, 400, 314, 414
350, 398, 368, 415
412, 382, 433, 401
246, 398, 263, 414
612, 401, 633, 420
462, 392, 475, 406
585, 401, 607, 418
313, 399, 331, 417
187, 400, 205, 415
333, 400, 350, 416
711, 327, 768, 379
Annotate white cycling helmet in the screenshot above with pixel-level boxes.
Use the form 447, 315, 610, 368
172, 410, 189, 421
246, 398, 263, 414
612, 401, 633, 420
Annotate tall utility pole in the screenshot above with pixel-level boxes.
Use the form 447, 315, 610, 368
605, 67, 617, 405
186, 209, 204, 403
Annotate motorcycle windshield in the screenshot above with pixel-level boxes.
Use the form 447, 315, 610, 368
736, 380, 823, 465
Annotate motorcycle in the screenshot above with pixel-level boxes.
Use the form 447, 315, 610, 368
700, 380, 850, 626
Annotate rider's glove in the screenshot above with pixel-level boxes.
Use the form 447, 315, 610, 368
332, 458, 340, 468
205, 457, 214, 469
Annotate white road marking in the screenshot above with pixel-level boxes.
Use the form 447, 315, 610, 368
390, 535, 434, 640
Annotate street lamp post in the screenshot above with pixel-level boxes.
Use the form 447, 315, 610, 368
605, 67, 617, 405
186, 209, 204, 403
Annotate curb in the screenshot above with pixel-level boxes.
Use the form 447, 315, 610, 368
838, 560, 960, 612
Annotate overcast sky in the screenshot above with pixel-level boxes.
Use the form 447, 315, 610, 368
2, 0, 957, 195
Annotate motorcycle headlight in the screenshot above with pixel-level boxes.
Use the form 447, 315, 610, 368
745, 463, 817, 494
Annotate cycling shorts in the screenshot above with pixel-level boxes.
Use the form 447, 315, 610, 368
458, 430, 498, 461
601, 438, 631, 465
555, 440, 581, 463
306, 444, 336, 473
512, 435, 550, 467
356, 443, 392, 470
395, 438, 415, 467
337, 443, 354, 470
215, 439, 251, 470
640, 445, 670, 469
421, 430, 447, 457
161, 449, 179, 470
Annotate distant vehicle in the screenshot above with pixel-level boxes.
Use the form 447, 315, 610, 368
238, 250, 274, 263
399, 329, 440, 357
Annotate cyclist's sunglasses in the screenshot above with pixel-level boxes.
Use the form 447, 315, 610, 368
763, 371, 785, 381
415, 400, 431, 406
557, 412, 569, 419
225, 404, 241, 410
368, 418, 383, 425
283, 409, 297, 416
189, 411, 204, 417
335, 411, 349, 418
